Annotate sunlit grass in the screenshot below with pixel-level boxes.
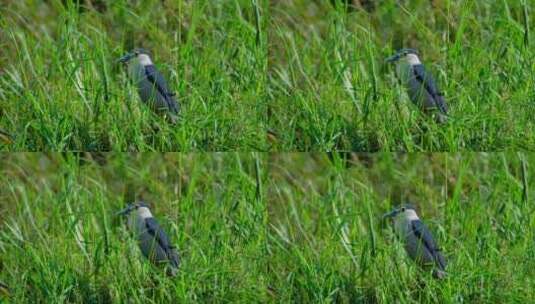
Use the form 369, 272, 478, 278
0, 153, 268, 302
268, 1, 535, 151
0, 1, 267, 151
267, 153, 535, 302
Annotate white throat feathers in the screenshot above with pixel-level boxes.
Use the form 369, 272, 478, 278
136, 206, 153, 219
137, 54, 153, 66
394, 209, 420, 238
404, 53, 421, 65
403, 209, 420, 221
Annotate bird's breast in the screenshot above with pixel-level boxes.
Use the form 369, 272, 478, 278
394, 220, 412, 240
127, 215, 147, 236
128, 64, 146, 83
396, 63, 413, 86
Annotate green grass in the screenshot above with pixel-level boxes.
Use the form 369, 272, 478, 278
2, 1, 534, 151
267, 153, 535, 302
268, 1, 535, 151
0, 153, 268, 302
0, 1, 267, 151
2, 152, 533, 302
1, 0, 535, 302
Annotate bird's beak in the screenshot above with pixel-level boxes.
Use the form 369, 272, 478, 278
117, 53, 134, 64
385, 53, 401, 63
115, 205, 135, 216
382, 210, 398, 219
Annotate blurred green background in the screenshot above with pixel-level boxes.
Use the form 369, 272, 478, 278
0, 0, 267, 151
268, 1, 535, 150
267, 153, 535, 302
1, 152, 534, 302
0, 153, 267, 302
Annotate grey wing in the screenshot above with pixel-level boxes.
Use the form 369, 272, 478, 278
411, 220, 446, 270
144, 65, 180, 114
412, 65, 448, 114
145, 218, 180, 268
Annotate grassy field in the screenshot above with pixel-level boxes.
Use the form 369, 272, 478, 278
1, 0, 535, 302
267, 153, 535, 302
2, 1, 533, 152
0, 153, 268, 302
0, 152, 534, 302
268, 1, 535, 151
0, 1, 267, 151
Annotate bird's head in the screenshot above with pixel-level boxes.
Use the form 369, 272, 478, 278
383, 204, 419, 222
116, 201, 151, 216
386, 48, 421, 65
118, 48, 153, 66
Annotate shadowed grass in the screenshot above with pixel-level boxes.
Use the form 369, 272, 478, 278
267, 153, 535, 302
0, 153, 268, 302
268, 1, 535, 151
0, 0, 267, 151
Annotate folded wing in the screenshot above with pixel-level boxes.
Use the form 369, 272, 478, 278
411, 220, 446, 270
412, 64, 448, 115
144, 65, 180, 115
145, 217, 180, 269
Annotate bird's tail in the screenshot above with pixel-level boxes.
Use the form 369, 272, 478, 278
166, 113, 178, 125
434, 112, 448, 124
166, 266, 178, 277
432, 269, 447, 279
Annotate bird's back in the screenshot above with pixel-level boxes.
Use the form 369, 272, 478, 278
409, 220, 446, 271
143, 217, 180, 268
143, 65, 180, 115
408, 64, 448, 115
128, 63, 180, 119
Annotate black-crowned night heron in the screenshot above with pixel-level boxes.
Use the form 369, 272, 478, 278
118, 48, 180, 124
386, 49, 448, 123
383, 204, 447, 279
117, 201, 180, 276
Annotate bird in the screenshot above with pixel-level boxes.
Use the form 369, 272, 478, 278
386, 49, 448, 123
118, 48, 180, 124
116, 201, 180, 276
383, 204, 447, 279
